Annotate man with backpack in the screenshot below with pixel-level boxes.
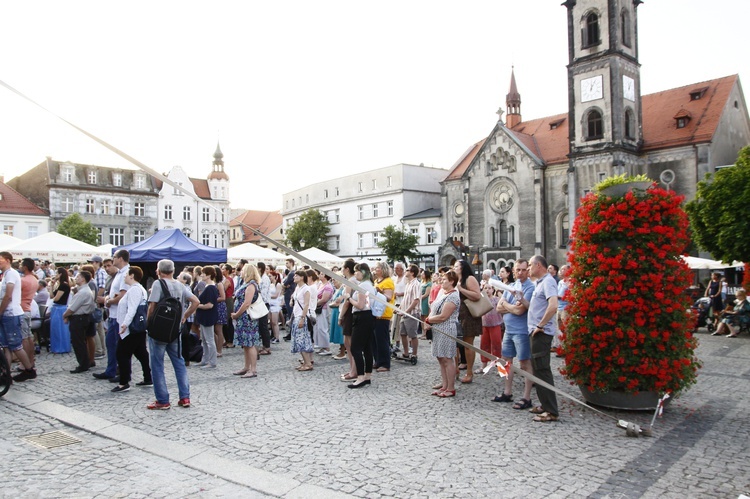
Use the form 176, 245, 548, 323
145, 259, 199, 410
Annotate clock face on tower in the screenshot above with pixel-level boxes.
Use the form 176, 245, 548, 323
623, 75, 635, 101
581, 75, 603, 102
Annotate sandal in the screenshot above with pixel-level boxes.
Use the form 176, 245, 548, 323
431, 389, 444, 396
241, 372, 257, 378
529, 406, 545, 414
340, 373, 357, 381
232, 369, 249, 376
459, 376, 473, 384
512, 398, 532, 410
492, 393, 513, 403
533, 412, 559, 423
297, 366, 313, 372
437, 390, 456, 398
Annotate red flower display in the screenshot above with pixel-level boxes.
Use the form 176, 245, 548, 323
561, 184, 701, 395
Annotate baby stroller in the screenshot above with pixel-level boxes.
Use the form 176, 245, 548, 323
692, 297, 715, 333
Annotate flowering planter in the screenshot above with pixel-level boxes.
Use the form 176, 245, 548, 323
580, 386, 667, 411
599, 181, 652, 197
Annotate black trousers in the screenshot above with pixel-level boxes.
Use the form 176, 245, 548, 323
531, 332, 558, 416
69, 315, 91, 369
223, 297, 235, 344
257, 311, 270, 348
116, 331, 151, 386
351, 311, 375, 375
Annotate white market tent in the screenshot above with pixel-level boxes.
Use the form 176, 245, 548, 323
0, 234, 22, 249
97, 243, 117, 256
4, 232, 108, 263
227, 243, 288, 267
298, 247, 345, 269
681, 256, 744, 270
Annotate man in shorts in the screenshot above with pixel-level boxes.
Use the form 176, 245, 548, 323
20, 258, 39, 369
398, 264, 422, 359
493, 259, 534, 408
0, 252, 36, 382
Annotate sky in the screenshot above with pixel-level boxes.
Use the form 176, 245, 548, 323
1, 1, 748, 212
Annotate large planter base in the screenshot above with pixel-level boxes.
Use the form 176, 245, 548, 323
580, 386, 666, 411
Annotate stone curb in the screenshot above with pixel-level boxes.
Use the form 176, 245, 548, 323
3, 390, 352, 499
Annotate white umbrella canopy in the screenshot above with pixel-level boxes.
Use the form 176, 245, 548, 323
0, 234, 22, 250
680, 255, 737, 270
227, 243, 287, 267
4, 232, 108, 263
298, 247, 345, 269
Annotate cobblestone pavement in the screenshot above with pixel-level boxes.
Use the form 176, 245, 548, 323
2, 328, 749, 498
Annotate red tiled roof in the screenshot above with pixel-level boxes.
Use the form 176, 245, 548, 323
230, 210, 283, 243
444, 75, 740, 177
0, 182, 48, 216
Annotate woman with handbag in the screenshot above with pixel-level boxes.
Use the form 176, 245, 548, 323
425, 270, 461, 397
49, 267, 72, 353
453, 260, 483, 384
290, 270, 315, 371
62, 271, 96, 373
112, 266, 152, 393
344, 263, 376, 388
231, 264, 263, 378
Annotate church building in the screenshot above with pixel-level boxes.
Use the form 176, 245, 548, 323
438, 0, 750, 271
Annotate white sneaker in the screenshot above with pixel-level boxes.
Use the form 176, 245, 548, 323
318, 350, 332, 356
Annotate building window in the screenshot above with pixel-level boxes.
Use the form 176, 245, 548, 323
203, 208, 210, 222
358, 182, 363, 193
214, 234, 218, 247
221, 209, 225, 222
327, 210, 340, 224
559, 213, 570, 248
335, 187, 340, 196
426, 227, 436, 244
387, 176, 392, 187
27, 226, 38, 238
410, 227, 419, 243
373, 232, 380, 246
327, 235, 340, 251
286, 200, 289, 210
202, 233, 210, 245
324, 189, 329, 199
3, 225, 13, 236
112, 173, 122, 186
101, 199, 110, 215
85, 199, 95, 214
358, 206, 364, 220
164, 205, 173, 220
292, 198, 295, 208
183, 206, 191, 221
109, 227, 124, 246
62, 197, 73, 212
305, 194, 309, 204
490, 227, 496, 247
625, 109, 635, 139
676, 117, 688, 129
582, 12, 600, 48
621, 9, 631, 48
88, 171, 97, 184
134, 175, 145, 189
134, 202, 145, 217
63, 168, 73, 182
358, 234, 364, 249
509, 226, 516, 247
114, 201, 124, 216
372, 179, 377, 190
586, 110, 603, 139
221, 187, 226, 198
372, 203, 379, 218
499, 220, 508, 247
134, 229, 145, 242
387, 201, 394, 216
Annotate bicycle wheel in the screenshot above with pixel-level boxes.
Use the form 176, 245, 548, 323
0, 353, 11, 397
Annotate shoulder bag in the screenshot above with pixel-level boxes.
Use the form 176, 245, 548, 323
465, 292, 494, 318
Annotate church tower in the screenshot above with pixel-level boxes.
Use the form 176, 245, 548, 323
564, 0, 643, 208
506, 67, 522, 128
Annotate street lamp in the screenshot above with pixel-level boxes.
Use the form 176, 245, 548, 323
299, 238, 306, 249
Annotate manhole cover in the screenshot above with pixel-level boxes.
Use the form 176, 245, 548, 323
22, 430, 82, 449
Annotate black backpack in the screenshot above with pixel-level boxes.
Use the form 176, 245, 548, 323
147, 279, 183, 343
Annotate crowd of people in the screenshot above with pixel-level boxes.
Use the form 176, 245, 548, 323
8, 248, 742, 422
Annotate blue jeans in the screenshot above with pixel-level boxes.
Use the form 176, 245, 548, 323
104, 318, 120, 377
149, 336, 189, 404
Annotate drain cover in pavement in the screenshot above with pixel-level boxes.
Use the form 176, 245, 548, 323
22, 430, 82, 449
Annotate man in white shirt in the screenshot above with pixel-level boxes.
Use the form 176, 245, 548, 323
0, 252, 36, 382
398, 264, 422, 359
94, 249, 130, 381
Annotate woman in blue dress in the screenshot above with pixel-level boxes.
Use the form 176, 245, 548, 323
328, 278, 345, 354
50, 267, 72, 353
231, 264, 262, 378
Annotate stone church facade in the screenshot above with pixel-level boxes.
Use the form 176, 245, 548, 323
438, 0, 750, 271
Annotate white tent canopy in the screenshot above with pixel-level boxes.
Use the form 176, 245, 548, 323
680, 255, 743, 270
298, 247, 345, 268
97, 243, 117, 256
4, 232, 108, 263
0, 234, 22, 249
227, 243, 288, 266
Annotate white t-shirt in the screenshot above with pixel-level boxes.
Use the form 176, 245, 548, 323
108, 265, 131, 318
394, 273, 406, 305
0, 268, 24, 316
292, 284, 313, 319
352, 281, 375, 312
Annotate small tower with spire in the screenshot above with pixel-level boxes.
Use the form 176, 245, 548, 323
506, 67, 522, 128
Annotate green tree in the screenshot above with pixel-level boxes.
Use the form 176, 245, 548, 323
284, 209, 330, 251
377, 225, 419, 263
686, 146, 750, 263
56, 213, 99, 245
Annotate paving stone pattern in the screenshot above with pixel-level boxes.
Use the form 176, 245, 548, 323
2, 329, 749, 498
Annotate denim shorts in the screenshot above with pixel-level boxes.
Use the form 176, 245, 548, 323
0, 314, 25, 351
502, 332, 531, 361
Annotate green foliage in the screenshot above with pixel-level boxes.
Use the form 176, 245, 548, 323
685, 146, 750, 263
594, 173, 652, 192
284, 209, 331, 251
377, 225, 419, 263
56, 213, 99, 246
